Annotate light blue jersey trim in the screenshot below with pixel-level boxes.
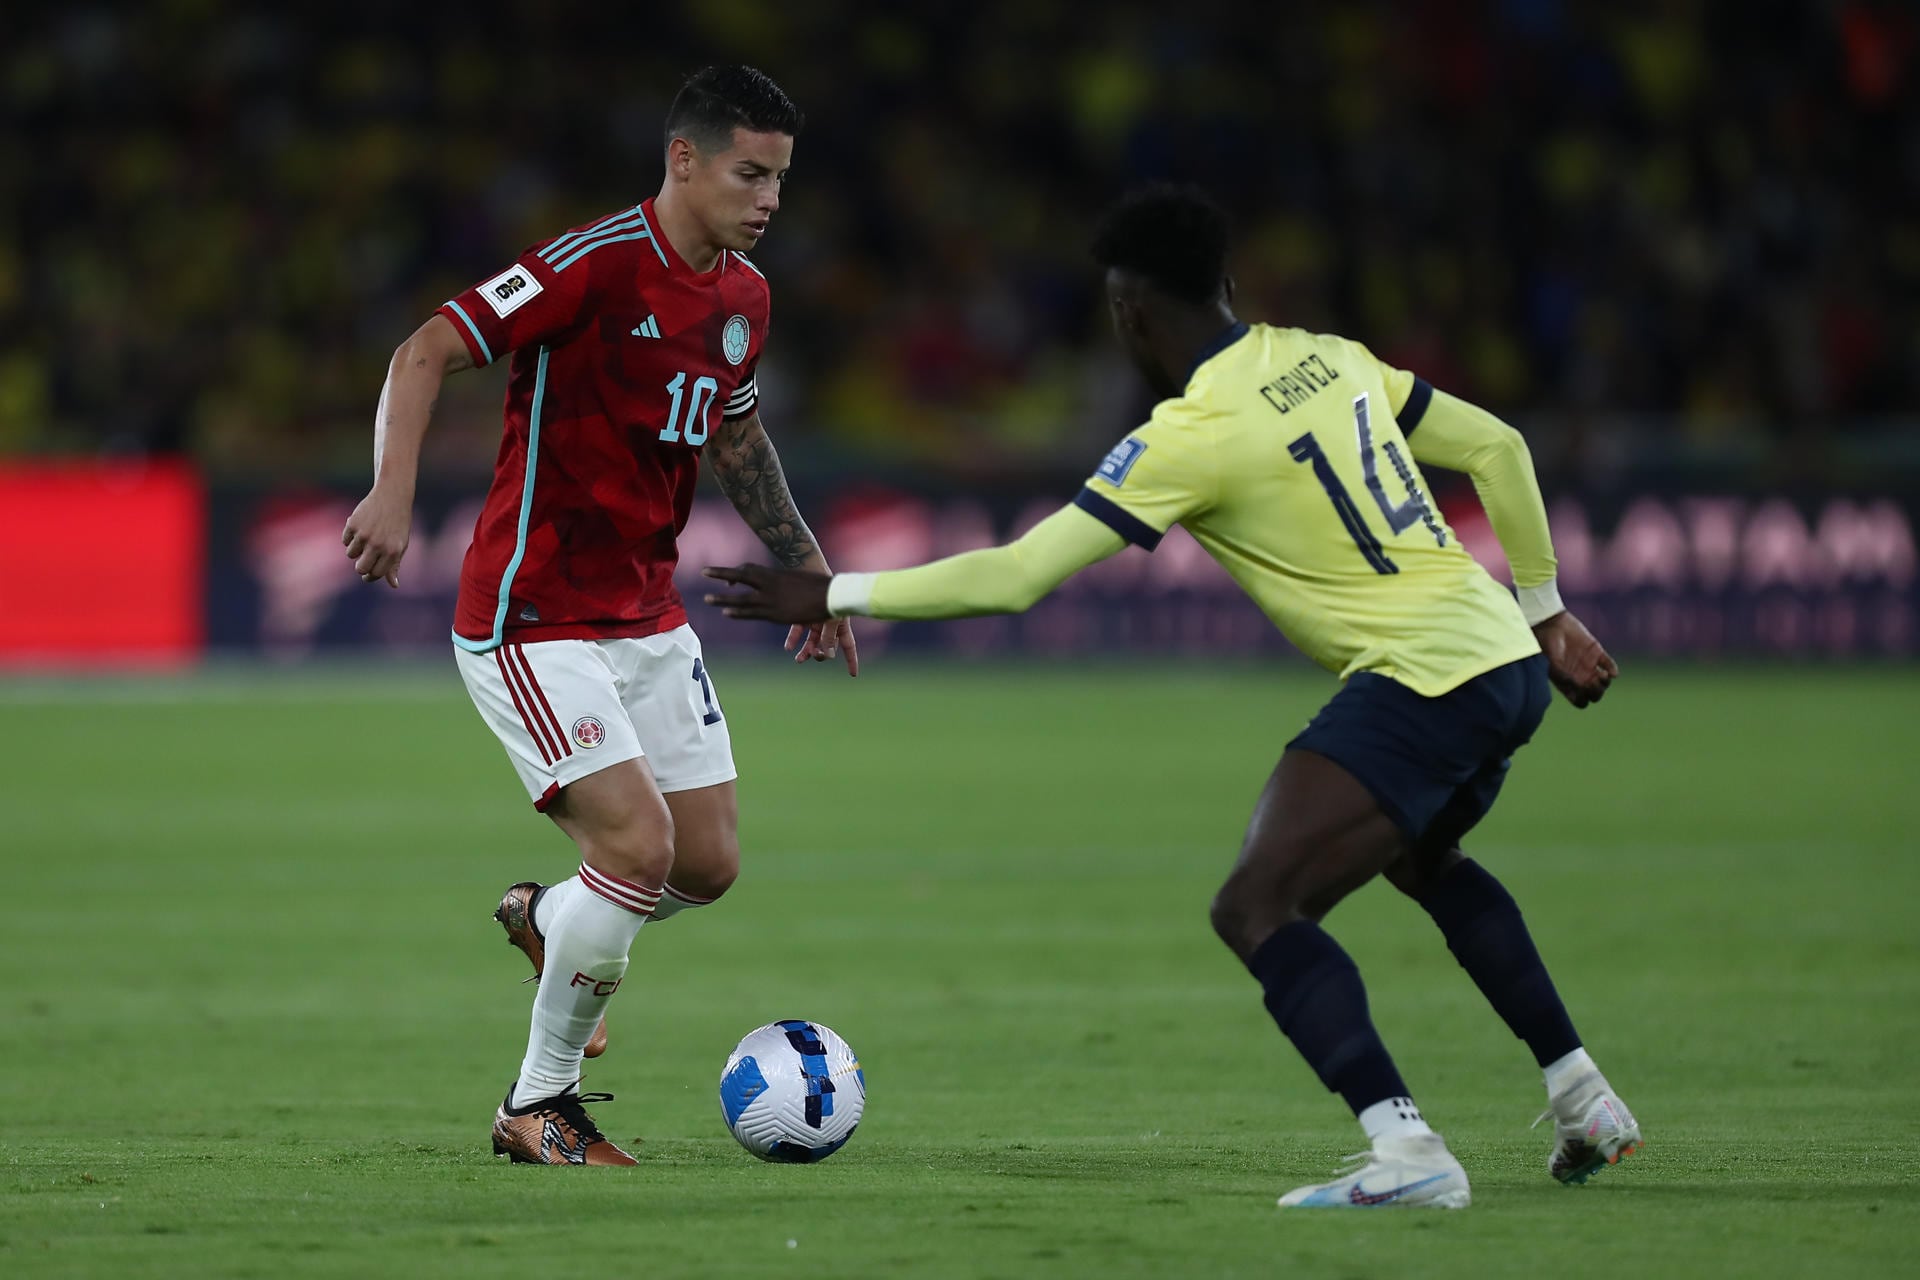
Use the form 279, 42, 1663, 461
633, 204, 672, 269
541, 214, 647, 266
539, 206, 643, 264
550, 229, 654, 272
443, 300, 493, 365
731, 252, 765, 280
451, 345, 551, 654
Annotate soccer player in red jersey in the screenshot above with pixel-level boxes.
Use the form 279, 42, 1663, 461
341, 66, 854, 1165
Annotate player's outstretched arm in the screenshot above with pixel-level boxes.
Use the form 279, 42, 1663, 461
705, 410, 857, 673
342, 314, 473, 588
1405, 389, 1616, 706
703, 503, 1126, 625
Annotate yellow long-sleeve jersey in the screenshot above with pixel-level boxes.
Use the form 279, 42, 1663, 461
828, 323, 1560, 697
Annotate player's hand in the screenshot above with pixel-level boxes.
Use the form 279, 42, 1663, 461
1532, 610, 1618, 708
785, 618, 860, 677
341, 486, 412, 588
703, 564, 833, 623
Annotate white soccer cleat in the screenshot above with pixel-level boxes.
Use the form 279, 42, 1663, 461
1277, 1134, 1471, 1209
1538, 1072, 1642, 1185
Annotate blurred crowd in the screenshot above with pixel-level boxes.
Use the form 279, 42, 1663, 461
4, 0, 1914, 478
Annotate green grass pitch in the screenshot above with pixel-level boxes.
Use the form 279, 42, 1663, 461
2, 661, 1916, 1278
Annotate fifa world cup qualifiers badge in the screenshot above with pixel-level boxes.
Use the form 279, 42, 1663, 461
479, 265, 544, 318
722, 314, 750, 365
1097, 438, 1147, 487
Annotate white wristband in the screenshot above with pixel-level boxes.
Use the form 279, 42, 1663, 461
826, 572, 876, 618
1516, 579, 1566, 627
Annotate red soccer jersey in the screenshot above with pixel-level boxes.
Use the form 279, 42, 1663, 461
438, 198, 769, 651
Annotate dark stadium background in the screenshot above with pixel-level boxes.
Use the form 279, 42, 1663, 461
0, 0, 1913, 665
4, 7, 1918, 1277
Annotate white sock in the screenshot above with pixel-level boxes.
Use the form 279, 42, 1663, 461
531, 876, 584, 938
1358, 1095, 1434, 1145
511, 863, 658, 1108
1543, 1047, 1599, 1100
646, 882, 718, 923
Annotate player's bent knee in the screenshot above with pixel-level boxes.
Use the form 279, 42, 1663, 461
669, 838, 740, 901
658, 780, 739, 901
1384, 844, 1464, 900
587, 840, 673, 889
1211, 880, 1285, 960
1208, 888, 1248, 951
1211, 858, 1317, 958
672, 865, 738, 903
582, 811, 676, 887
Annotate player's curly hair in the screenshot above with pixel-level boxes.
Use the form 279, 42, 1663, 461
1091, 185, 1230, 305
665, 65, 803, 153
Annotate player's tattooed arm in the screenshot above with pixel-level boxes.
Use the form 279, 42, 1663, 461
708, 410, 858, 674
706, 411, 825, 570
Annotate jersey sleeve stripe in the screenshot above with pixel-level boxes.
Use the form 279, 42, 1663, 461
730, 252, 766, 280
631, 204, 673, 270
549, 229, 656, 273
722, 376, 758, 420
537, 205, 644, 264
1073, 487, 1163, 551
452, 345, 552, 654
443, 300, 494, 365
1398, 377, 1434, 433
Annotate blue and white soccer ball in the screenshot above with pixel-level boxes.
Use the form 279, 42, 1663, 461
719, 1020, 865, 1162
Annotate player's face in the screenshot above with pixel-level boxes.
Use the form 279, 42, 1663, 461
1105, 270, 1179, 399
688, 128, 793, 253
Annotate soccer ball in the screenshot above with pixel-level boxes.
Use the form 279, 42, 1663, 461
719, 1020, 865, 1162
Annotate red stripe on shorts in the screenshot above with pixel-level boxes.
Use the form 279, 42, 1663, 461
495, 644, 556, 767
511, 644, 572, 759
497, 648, 560, 765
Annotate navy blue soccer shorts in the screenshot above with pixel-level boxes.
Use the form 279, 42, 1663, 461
1289, 654, 1552, 852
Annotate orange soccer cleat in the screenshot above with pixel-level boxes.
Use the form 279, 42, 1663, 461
495, 882, 609, 1058
491, 1086, 636, 1165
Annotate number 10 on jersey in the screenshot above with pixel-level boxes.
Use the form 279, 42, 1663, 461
659, 372, 719, 447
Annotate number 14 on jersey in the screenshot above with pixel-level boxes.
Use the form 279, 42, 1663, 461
1288, 392, 1447, 576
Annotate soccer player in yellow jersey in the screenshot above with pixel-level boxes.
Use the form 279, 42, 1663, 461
707, 186, 1641, 1209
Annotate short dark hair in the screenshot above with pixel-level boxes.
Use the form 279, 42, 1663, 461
1091, 185, 1230, 305
663, 65, 803, 155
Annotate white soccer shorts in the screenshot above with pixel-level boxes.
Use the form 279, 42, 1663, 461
454, 626, 736, 810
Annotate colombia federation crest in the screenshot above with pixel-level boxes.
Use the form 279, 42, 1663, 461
722, 314, 749, 365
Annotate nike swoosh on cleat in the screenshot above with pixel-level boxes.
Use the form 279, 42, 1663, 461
1348, 1172, 1450, 1206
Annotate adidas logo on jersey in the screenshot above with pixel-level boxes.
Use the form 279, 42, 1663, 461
631, 315, 661, 339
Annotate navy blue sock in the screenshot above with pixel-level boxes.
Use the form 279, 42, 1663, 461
1418, 858, 1581, 1068
1245, 920, 1410, 1117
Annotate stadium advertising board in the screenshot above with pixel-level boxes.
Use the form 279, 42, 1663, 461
203, 482, 1916, 661
0, 460, 205, 668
